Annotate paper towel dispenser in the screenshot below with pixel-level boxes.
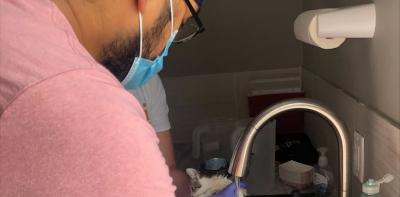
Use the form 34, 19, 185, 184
294, 3, 376, 49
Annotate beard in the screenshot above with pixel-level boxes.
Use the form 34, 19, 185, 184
100, 4, 171, 81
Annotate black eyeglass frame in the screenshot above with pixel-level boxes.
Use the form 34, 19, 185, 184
173, 0, 205, 44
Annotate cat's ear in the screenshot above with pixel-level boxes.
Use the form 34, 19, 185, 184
186, 168, 200, 180
186, 168, 202, 191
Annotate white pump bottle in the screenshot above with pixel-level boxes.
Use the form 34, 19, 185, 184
361, 174, 394, 196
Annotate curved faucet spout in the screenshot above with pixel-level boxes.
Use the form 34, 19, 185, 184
228, 98, 350, 197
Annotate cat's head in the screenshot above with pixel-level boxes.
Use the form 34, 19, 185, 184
185, 168, 232, 197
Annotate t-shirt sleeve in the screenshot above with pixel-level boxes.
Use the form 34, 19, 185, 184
130, 75, 171, 133
0, 69, 176, 197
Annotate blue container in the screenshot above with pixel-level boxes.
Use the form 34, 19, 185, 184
200, 157, 228, 176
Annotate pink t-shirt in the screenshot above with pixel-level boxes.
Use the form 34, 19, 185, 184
0, 0, 175, 196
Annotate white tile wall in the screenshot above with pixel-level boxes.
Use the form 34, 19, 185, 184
302, 69, 400, 197
356, 106, 400, 197
162, 68, 301, 143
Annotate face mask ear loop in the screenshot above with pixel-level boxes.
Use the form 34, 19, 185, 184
169, 0, 174, 36
138, 12, 144, 58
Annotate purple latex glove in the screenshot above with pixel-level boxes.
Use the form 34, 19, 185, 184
211, 181, 246, 197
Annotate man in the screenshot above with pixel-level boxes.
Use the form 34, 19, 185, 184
129, 74, 191, 197
0, 0, 242, 196
1, 0, 183, 196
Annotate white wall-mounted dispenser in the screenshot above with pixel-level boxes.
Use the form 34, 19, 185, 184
294, 3, 376, 49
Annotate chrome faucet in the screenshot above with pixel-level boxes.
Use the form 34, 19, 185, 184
229, 98, 350, 197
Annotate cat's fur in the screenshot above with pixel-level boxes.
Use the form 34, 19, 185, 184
186, 168, 246, 197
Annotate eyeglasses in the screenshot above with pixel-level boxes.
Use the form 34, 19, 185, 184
173, 0, 205, 44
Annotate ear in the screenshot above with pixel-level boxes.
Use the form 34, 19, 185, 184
186, 168, 202, 191
136, 0, 146, 13
186, 168, 200, 180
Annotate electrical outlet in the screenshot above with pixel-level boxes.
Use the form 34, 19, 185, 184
353, 131, 365, 182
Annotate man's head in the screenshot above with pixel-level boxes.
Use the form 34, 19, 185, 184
53, 0, 201, 80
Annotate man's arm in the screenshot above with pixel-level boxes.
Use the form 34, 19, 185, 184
157, 131, 191, 197
131, 75, 191, 196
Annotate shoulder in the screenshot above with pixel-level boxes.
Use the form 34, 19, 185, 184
128, 74, 166, 102
141, 74, 165, 93
0, 68, 176, 196
2, 68, 147, 123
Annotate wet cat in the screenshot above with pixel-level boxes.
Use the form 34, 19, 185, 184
186, 168, 246, 197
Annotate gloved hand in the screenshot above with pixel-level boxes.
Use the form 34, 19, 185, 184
211, 181, 246, 197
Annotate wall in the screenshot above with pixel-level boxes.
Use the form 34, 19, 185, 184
303, 0, 399, 124
303, 69, 400, 197
163, 68, 301, 143
161, 0, 304, 143
162, 0, 303, 77
302, 0, 400, 196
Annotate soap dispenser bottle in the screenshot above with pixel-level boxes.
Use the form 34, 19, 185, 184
313, 147, 335, 197
361, 174, 394, 197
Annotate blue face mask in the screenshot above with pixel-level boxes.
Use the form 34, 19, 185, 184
122, 0, 176, 89
122, 31, 177, 89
